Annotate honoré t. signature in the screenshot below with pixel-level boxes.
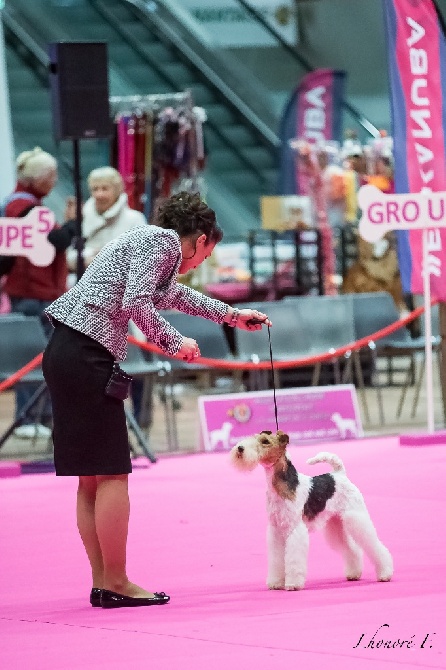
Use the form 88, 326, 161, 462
353, 624, 436, 650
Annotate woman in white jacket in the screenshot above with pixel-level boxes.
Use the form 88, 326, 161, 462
66, 166, 146, 274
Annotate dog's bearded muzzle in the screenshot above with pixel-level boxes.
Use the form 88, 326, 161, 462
229, 440, 259, 471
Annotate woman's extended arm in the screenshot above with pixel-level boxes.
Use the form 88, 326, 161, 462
168, 283, 271, 331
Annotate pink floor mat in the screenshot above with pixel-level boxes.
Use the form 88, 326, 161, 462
0, 435, 445, 669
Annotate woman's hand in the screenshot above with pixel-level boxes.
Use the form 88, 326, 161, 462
175, 336, 201, 362
64, 196, 77, 221
235, 309, 272, 331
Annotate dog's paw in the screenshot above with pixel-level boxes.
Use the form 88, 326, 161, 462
377, 571, 393, 582
346, 572, 362, 581
377, 554, 393, 581
267, 581, 285, 590
285, 582, 305, 591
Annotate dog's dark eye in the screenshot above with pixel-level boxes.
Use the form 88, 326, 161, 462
260, 438, 270, 445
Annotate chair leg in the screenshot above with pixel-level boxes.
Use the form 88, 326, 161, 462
232, 369, 243, 392
30, 391, 48, 450
370, 351, 385, 425
249, 369, 267, 391
138, 377, 154, 429
376, 384, 385, 425
124, 406, 157, 463
169, 381, 179, 451
333, 359, 341, 385
411, 356, 425, 419
396, 356, 416, 420
163, 369, 179, 452
197, 370, 212, 389
272, 368, 281, 390
312, 362, 321, 386
247, 370, 254, 391
352, 351, 371, 425
342, 354, 353, 383
0, 382, 48, 449
436, 347, 446, 424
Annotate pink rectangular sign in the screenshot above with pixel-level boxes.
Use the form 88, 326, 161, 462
198, 385, 363, 453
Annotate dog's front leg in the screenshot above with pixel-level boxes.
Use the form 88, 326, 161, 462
266, 524, 285, 589
284, 522, 309, 590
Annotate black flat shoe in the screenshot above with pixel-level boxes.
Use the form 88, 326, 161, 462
100, 589, 170, 608
90, 588, 103, 607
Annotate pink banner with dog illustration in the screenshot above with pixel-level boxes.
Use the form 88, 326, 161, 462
198, 385, 362, 453
383, 0, 446, 298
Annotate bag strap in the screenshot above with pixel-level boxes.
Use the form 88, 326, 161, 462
4, 192, 39, 205
85, 219, 113, 244
1, 192, 39, 216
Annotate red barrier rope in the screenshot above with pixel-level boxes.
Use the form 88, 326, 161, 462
127, 304, 428, 370
0, 301, 434, 393
0, 353, 43, 394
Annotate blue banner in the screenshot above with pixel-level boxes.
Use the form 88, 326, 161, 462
278, 69, 346, 195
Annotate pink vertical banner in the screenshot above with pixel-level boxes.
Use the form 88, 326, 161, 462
383, 0, 446, 298
279, 69, 346, 195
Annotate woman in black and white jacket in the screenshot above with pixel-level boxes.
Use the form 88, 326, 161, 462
42, 191, 270, 609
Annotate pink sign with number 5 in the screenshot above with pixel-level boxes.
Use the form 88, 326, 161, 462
0, 207, 56, 267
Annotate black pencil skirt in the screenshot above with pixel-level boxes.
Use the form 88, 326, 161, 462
42, 322, 132, 476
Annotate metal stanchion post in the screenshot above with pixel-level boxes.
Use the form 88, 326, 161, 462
439, 302, 446, 424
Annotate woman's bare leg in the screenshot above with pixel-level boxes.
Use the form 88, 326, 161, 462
95, 474, 155, 597
77, 475, 104, 588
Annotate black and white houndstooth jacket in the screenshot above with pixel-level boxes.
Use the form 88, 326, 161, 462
45, 225, 229, 360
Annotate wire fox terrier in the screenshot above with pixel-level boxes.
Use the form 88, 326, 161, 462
230, 430, 393, 591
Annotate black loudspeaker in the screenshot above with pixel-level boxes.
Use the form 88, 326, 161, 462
49, 42, 111, 140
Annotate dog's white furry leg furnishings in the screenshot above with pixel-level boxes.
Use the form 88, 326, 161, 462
283, 522, 309, 590
342, 512, 393, 582
323, 515, 363, 581
266, 524, 286, 589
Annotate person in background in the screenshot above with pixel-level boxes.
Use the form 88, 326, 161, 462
341, 134, 368, 226
0, 147, 76, 439
367, 156, 395, 195
317, 146, 347, 230
66, 166, 147, 281
42, 191, 271, 608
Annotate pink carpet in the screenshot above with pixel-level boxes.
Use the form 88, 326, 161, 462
0, 436, 445, 669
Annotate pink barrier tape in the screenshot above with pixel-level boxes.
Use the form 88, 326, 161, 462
0, 301, 435, 393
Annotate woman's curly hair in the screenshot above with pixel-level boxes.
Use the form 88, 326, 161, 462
155, 191, 223, 244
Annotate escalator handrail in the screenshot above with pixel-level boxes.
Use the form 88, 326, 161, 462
2, 8, 74, 181
90, 0, 275, 185
2, 8, 49, 69
120, 0, 281, 150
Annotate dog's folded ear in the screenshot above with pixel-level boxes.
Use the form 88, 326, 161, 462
276, 431, 290, 445
260, 430, 272, 435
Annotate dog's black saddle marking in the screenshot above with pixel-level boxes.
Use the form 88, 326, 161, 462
303, 474, 336, 520
276, 458, 299, 494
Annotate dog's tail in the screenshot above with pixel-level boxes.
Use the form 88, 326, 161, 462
306, 452, 345, 473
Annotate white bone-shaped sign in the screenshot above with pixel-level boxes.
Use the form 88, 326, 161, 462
358, 185, 446, 243
0, 207, 56, 267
